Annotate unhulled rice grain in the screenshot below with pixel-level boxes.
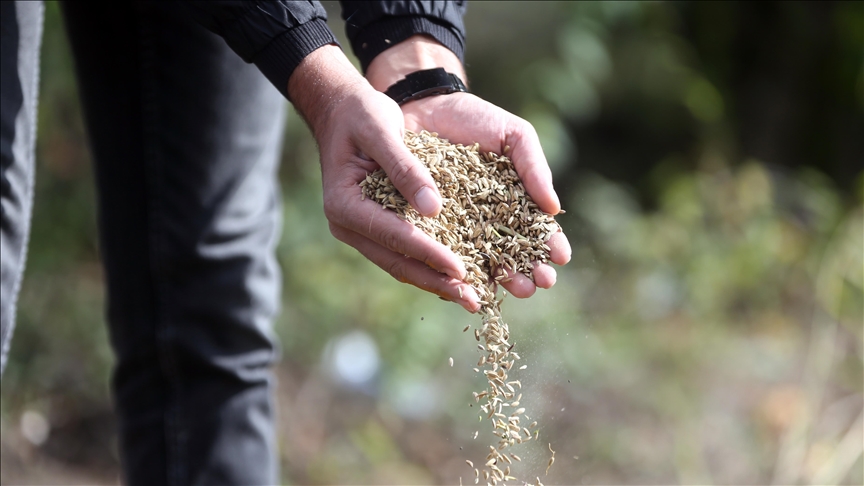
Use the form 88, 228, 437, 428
360, 130, 560, 484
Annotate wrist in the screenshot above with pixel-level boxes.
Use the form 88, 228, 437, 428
288, 44, 371, 138
366, 35, 466, 92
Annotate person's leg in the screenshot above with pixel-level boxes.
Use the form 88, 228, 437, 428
0, 0, 43, 376
61, 2, 285, 484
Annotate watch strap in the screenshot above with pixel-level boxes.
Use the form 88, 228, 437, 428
384, 67, 467, 105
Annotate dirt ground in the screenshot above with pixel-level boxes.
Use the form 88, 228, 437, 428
0, 428, 118, 486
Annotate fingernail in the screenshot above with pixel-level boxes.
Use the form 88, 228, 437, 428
460, 285, 480, 313
462, 285, 478, 304
414, 186, 440, 217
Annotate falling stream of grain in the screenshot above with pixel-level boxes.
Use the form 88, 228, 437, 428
361, 130, 561, 485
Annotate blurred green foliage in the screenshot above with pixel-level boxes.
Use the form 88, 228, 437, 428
2, 1, 862, 485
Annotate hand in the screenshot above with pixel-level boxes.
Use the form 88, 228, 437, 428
289, 45, 482, 312
401, 93, 572, 298
367, 36, 572, 299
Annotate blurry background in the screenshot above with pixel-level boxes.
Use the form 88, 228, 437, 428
1, 1, 861, 484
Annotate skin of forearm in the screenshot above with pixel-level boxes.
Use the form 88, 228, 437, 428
365, 35, 467, 92
287, 44, 370, 139
288, 36, 466, 135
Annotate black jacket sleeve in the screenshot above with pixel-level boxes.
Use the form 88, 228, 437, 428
183, 2, 468, 97
183, 1, 339, 97
340, 1, 467, 73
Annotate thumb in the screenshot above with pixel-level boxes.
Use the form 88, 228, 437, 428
359, 110, 441, 218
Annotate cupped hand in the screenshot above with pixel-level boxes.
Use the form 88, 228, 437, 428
292, 43, 569, 312
290, 46, 481, 312
400, 92, 572, 298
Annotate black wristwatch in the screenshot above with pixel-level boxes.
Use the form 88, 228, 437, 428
384, 68, 468, 105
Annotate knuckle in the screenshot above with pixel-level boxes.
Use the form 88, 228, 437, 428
384, 257, 408, 283
518, 116, 536, 134
322, 198, 340, 222
510, 117, 538, 142
379, 226, 403, 254
328, 222, 344, 241
387, 160, 422, 190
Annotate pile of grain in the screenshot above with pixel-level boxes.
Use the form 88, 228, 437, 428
360, 130, 560, 485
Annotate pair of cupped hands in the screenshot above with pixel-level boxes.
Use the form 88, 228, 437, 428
288, 36, 571, 313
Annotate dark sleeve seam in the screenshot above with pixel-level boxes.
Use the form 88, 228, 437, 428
252, 18, 340, 99
349, 16, 466, 73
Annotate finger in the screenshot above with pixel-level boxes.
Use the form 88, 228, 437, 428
357, 112, 442, 218
505, 120, 561, 215
547, 231, 571, 265
330, 224, 480, 312
532, 264, 557, 289
326, 194, 467, 280
401, 94, 561, 215
497, 267, 537, 299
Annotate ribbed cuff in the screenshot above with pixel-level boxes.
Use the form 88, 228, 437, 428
350, 17, 465, 74
253, 19, 340, 99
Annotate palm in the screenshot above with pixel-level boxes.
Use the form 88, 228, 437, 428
401, 93, 571, 297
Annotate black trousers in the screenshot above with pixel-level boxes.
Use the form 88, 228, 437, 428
1, 2, 286, 484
